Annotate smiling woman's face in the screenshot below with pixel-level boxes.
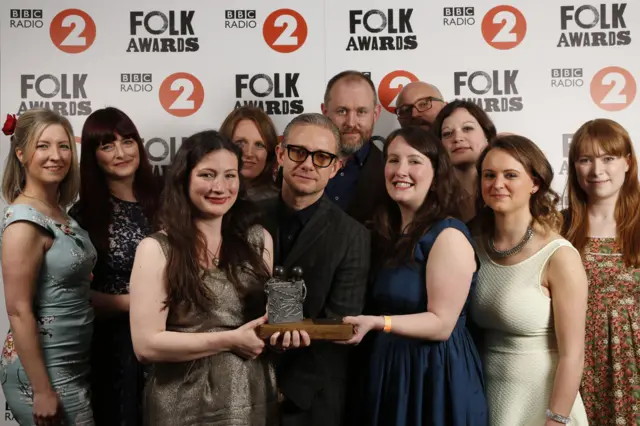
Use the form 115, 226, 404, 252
384, 136, 434, 213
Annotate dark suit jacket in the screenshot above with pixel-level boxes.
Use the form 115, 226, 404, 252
345, 144, 386, 227
259, 195, 370, 425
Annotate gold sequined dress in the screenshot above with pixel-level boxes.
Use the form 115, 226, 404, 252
143, 230, 278, 426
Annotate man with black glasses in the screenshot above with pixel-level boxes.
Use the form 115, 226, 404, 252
395, 81, 446, 130
258, 113, 370, 426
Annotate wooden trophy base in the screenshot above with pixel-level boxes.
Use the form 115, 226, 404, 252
257, 318, 354, 341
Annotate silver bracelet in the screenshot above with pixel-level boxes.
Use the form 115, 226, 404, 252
546, 409, 571, 424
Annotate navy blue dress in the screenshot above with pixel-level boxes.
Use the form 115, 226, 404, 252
364, 218, 488, 426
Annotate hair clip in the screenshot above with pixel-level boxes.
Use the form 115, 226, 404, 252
2, 114, 17, 136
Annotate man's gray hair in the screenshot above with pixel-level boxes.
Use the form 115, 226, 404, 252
282, 113, 342, 154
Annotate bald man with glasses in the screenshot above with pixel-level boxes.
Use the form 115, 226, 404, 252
395, 81, 447, 130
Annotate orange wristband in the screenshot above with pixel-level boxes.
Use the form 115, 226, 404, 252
383, 316, 392, 333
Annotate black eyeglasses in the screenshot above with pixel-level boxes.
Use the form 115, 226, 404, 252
395, 96, 444, 119
284, 144, 338, 168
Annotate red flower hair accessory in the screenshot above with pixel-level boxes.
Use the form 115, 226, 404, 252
2, 114, 17, 136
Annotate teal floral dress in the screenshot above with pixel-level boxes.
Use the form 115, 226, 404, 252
0, 204, 97, 425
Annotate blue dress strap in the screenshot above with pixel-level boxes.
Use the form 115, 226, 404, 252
2, 204, 55, 237
414, 217, 479, 269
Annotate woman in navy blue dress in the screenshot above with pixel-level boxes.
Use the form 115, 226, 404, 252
343, 126, 488, 426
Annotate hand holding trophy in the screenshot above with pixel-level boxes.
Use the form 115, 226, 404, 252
257, 266, 354, 343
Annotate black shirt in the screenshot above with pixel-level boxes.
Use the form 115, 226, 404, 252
325, 142, 372, 211
277, 195, 322, 261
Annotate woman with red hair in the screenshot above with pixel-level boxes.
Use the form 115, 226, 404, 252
562, 118, 640, 425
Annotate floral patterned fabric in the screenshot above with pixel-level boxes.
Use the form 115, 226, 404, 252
581, 237, 640, 426
69, 197, 151, 426
0, 204, 97, 425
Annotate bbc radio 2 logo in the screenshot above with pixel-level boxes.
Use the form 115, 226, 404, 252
378, 70, 419, 113
443, 7, 475, 27
18, 74, 92, 117
558, 4, 631, 48
128, 11, 198, 53
454, 70, 523, 112
225, 10, 257, 29
481, 5, 526, 50
50, 9, 96, 54
10, 9, 43, 28
347, 9, 417, 51
551, 68, 584, 88
159, 73, 204, 117
591, 66, 636, 111
235, 73, 304, 115
263, 9, 308, 53
121, 74, 153, 93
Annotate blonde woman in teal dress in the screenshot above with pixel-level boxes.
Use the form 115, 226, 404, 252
0, 109, 96, 425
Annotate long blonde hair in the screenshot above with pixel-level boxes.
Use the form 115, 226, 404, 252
563, 118, 640, 267
1, 108, 79, 207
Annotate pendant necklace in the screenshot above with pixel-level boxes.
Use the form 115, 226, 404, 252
212, 239, 222, 268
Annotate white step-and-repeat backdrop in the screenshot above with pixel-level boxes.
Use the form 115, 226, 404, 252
0, 0, 638, 423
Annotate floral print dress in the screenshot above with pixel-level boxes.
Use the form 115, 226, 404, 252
0, 204, 97, 425
581, 237, 640, 426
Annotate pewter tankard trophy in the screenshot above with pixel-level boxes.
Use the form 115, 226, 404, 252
265, 266, 306, 324
257, 266, 354, 341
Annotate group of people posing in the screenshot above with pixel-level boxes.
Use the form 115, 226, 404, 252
0, 70, 638, 426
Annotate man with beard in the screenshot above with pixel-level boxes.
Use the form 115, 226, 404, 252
395, 81, 446, 130
321, 71, 386, 225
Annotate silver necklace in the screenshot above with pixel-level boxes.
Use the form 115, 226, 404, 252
488, 225, 534, 258
21, 192, 57, 210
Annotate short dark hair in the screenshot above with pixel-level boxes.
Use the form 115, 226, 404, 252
432, 99, 498, 142
323, 70, 378, 106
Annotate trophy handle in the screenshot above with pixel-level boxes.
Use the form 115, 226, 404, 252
300, 282, 307, 302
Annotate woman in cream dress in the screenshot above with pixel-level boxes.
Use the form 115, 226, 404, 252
470, 135, 589, 425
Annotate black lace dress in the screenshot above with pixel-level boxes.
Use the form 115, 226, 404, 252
70, 197, 152, 426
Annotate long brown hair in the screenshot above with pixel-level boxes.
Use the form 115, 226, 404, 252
373, 126, 465, 266
219, 106, 278, 188
157, 130, 270, 314
475, 135, 562, 236
72, 107, 160, 254
563, 118, 640, 267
